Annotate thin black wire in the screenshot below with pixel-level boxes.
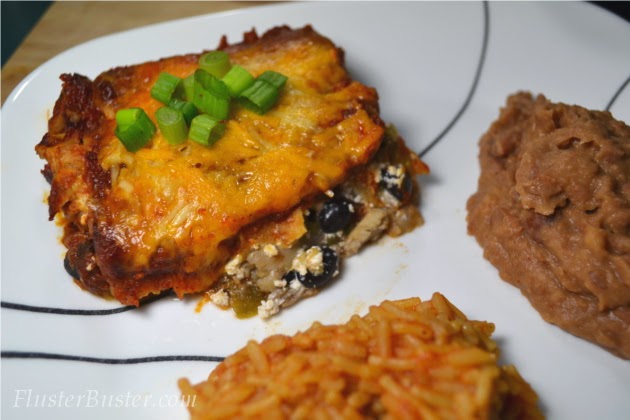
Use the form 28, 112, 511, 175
605, 73, 630, 111
0, 301, 137, 315
1, 351, 224, 364
419, 1, 490, 158
0, 291, 170, 316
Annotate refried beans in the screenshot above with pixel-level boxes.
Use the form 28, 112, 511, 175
467, 92, 630, 359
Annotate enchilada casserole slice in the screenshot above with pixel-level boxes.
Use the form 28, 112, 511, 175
36, 26, 428, 317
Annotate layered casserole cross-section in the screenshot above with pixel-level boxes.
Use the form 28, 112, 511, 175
36, 26, 428, 317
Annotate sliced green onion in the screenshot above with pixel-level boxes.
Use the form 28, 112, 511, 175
199, 51, 231, 78
183, 74, 195, 102
115, 108, 142, 128
114, 108, 156, 152
151, 72, 184, 104
258, 71, 288, 90
168, 98, 199, 125
238, 80, 279, 114
193, 69, 230, 120
156, 107, 188, 145
189, 114, 226, 147
222, 65, 255, 97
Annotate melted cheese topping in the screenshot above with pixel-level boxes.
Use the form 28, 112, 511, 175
97, 34, 384, 278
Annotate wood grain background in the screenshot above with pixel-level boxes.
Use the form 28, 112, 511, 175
2, 1, 273, 104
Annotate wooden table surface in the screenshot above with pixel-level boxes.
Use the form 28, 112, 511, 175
1, 1, 270, 105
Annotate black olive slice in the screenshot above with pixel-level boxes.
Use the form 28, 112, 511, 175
298, 246, 339, 289
64, 252, 80, 279
378, 165, 412, 201
318, 198, 355, 233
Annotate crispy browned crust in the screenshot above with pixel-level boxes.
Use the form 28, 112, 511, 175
36, 73, 111, 296
35, 26, 390, 306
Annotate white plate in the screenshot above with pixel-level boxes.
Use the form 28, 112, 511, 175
2, 2, 629, 419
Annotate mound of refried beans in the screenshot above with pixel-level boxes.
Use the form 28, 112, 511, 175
467, 92, 630, 359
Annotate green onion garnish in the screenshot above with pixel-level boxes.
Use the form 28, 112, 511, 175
117, 63, 286, 150
114, 108, 156, 152
156, 107, 188, 145
238, 80, 279, 115
183, 74, 195, 102
115, 108, 141, 128
168, 98, 199, 125
189, 114, 226, 147
222, 65, 255, 97
257, 71, 288, 90
199, 51, 231, 78
151, 72, 184, 104
193, 69, 230, 120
